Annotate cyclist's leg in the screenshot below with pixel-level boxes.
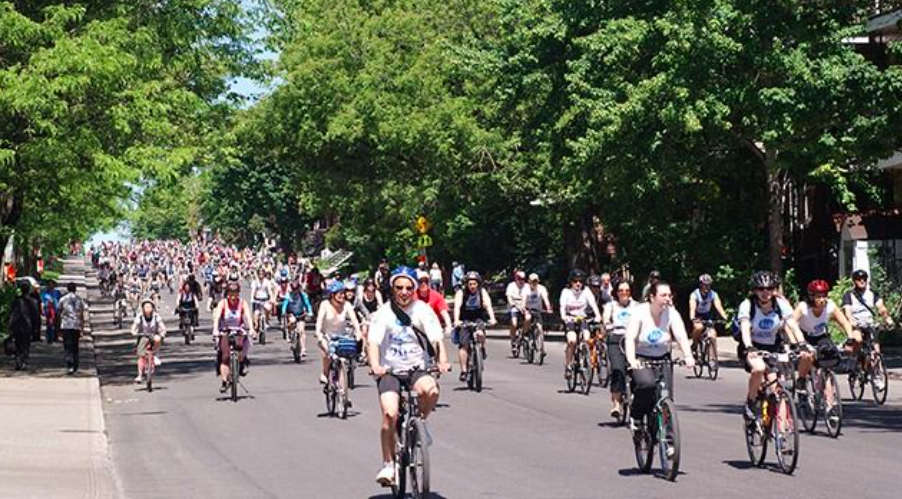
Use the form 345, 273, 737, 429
509, 309, 519, 342
746, 354, 767, 402
607, 335, 627, 410
319, 339, 330, 381
218, 336, 231, 383
565, 327, 578, 367
458, 327, 473, 375
377, 378, 402, 463
522, 310, 532, 338
414, 373, 440, 418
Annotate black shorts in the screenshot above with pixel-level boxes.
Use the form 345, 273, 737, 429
377, 371, 430, 395
457, 324, 484, 347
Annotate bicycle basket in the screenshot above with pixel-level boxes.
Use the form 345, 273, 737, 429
333, 337, 358, 358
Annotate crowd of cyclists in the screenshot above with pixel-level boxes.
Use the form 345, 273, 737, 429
88, 237, 897, 486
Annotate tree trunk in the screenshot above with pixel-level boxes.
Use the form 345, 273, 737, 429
765, 149, 784, 275
563, 211, 606, 274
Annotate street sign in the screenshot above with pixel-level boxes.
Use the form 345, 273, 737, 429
416, 216, 432, 234
417, 234, 433, 248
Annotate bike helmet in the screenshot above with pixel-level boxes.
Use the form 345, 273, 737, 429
698, 274, 713, 286
344, 279, 357, 291
749, 271, 779, 289
390, 266, 418, 287
587, 274, 602, 287
568, 269, 586, 282
464, 271, 482, 284
140, 298, 155, 309
851, 269, 869, 280
807, 279, 830, 295
326, 280, 345, 296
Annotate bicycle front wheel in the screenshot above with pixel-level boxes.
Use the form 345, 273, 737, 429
230, 353, 239, 402
744, 399, 767, 467
473, 344, 484, 393
524, 333, 535, 364
146, 355, 154, 393
773, 390, 800, 475
409, 418, 430, 499
849, 369, 865, 401
706, 337, 719, 381
536, 325, 546, 366
581, 345, 593, 395
823, 370, 843, 438
692, 342, 704, 378
658, 399, 681, 481
796, 376, 818, 434
338, 363, 349, 419
871, 353, 889, 405
633, 415, 654, 473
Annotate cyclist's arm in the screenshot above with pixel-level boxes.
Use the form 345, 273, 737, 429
831, 304, 855, 338
314, 303, 327, 343
602, 303, 612, 327
156, 316, 167, 338
783, 315, 804, 346
211, 301, 223, 333
624, 314, 639, 367
347, 304, 363, 340
876, 298, 894, 325
453, 290, 463, 324
482, 289, 497, 323
741, 318, 753, 350
688, 293, 698, 320
302, 292, 312, 315
587, 293, 601, 321
669, 314, 694, 366
559, 291, 569, 321
505, 285, 515, 308
791, 303, 804, 325
713, 295, 728, 321
541, 288, 552, 313
130, 315, 140, 336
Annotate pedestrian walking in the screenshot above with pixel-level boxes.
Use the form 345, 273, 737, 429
41, 280, 62, 343
58, 283, 86, 374
8, 281, 40, 370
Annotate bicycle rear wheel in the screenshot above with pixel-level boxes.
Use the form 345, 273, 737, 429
291, 331, 301, 363
871, 354, 889, 405
524, 332, 535, 364
796, 376, 818, 434
393, 424, 408, 499
146, 355, 154, 393
633, 415, 654, 473
773, 391, 800, 475
706, 337, 719, 380
744, 398, 767, 467
409, 418, 430, 499
823, 370, 843, 438
339, 363, 349, 419
658, 399, 681, 481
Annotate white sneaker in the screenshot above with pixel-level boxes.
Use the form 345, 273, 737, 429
134, 375, 143, 384
375, 463, 395, 487
153, 356, 162, 367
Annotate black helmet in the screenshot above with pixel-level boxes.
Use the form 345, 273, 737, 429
587, 274, 602, 287
749, 271, 779, 289
851, 269, 869, 281
568, 269, 586, 282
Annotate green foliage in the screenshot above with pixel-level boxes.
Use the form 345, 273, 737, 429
0, 284, 18, 343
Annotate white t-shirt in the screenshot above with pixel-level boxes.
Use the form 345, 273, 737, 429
629, 302, 683, 358
798, 300, 836, 338
506, 281, 527, 310
737, 297, 794, 346
369, 301, 444, 372
692, 289, 718, 315
524, 284, 548, 311
605, 299, 638, 333
560, 288, 597, 318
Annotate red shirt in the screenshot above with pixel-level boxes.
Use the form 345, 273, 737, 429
416, 289, 449, 325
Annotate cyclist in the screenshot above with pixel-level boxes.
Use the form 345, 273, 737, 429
212, 282, 256, 393
131, 299, 167, 384
602, 279, 638, 419
624, 281, 695, 423
588, 274, 612, 308
281, 281, 313, 355
524, 273, 552, 318
689, 274, 728, 355
250, 269, 275, 329
560, 269, 602, 380
315, 280, 363, 385
273, 271, 291, 324
793, 279, 853, 388
842, 269, 894, 358
368, 266, 451, 487
738, 271, 803, 420
126, 274, 142, 312
175, 281, 199, 330
416, 273, 453, 333
506, 270, 528, 355
452, 271, 496, 381
641, 270, 661, 302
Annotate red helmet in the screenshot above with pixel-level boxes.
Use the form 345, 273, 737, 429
807, 280, 830, 295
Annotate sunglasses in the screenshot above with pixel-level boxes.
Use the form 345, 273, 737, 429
754, 286, 776, 291
617, 289, 631, 294
394, 285, 414, 292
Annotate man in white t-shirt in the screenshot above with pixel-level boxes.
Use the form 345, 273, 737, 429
368, 266, 451, 488
506, 270, 528, 355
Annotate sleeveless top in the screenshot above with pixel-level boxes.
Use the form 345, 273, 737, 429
633, 303, 674, 359
460, 289, 484, 321
220, 301, 246, 330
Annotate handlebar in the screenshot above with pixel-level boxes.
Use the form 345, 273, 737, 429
371, 365, 450, 377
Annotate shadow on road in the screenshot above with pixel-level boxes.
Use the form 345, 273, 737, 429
369, 493, 450, 499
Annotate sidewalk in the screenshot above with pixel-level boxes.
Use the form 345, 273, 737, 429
0, 257, 117, 498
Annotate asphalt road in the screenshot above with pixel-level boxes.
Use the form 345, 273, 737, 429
88, 283, 902, 499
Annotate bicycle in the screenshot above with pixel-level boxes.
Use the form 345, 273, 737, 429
217, 328, 245, 402
744, 350, 801, 475
522, 311, 548, 365
629, 358, 683, 481
611, 334, 630, 426
564, 317, 595, 395
588, 320, 609, 388
139, 337, 157, 393
692, 319, 723, 380
178, 307, 196, 345
848, 325, 890, 405
252, 301, 267, 345
796, 345, 843, 438
511, 310, 524, 359
113, 297, 129, 329
384, 366, 442, 499
460, 321, 486, 392
325, 336, 357, 419
287, 313, 305, 363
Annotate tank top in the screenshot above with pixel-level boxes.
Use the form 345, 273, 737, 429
740, 298, 792, 346
321, 301, 351, 337
633, 303, 674, 358
136, 314, 162, 336
607, 299, 637, 334
460, 289, 483, 320
798, 300, 835, 338
524, 285, 545, 311
220, 301, 246, 330
362, 294, 379, 314
693, 289, 717, 314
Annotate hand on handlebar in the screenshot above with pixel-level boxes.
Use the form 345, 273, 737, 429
437, 362, 452, 374
488, 319, 497, 327
371, 365, 388, 377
